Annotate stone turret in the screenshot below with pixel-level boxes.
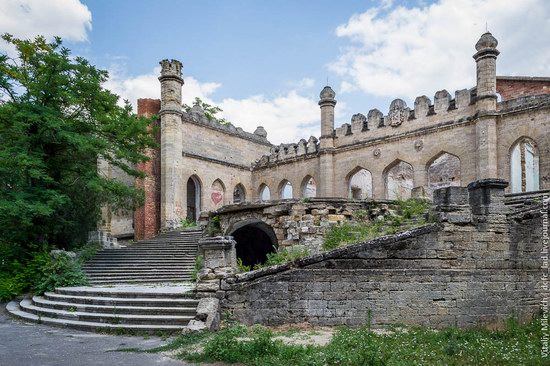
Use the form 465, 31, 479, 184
159, 59, 184, 229
318, 86, 337, 197
472, 34, 499, 179
473, 32, 499, 111
319, 86, 337, 138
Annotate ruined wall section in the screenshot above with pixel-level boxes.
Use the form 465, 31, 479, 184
496, 95, 550, 191
134, 98, 161, 240
220, 182, 545, 328
182, 107, 271, 167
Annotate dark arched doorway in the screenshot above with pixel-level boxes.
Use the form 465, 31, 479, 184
186, 176, 201, 222
229, 221, 277, 268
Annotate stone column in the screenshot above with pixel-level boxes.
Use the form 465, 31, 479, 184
159, 60, 184, 230
467, 178, 508, 226
196, 236, 237, 295
318, 86, 337, 197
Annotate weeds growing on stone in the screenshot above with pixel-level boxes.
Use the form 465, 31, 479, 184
323, 198, 433, 251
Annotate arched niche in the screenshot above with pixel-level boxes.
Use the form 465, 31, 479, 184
301, 176, 317, 198
384, 160, 414, 200
510, 137, 539, 193
347, 167, 373, 199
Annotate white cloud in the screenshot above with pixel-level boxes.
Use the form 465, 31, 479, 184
0, 0, 91, 51
331, 0, 550, 103
104, 66, 222, 109
105, 66, 326, 144
219, 91, 320, 144
287, 77, 315, 90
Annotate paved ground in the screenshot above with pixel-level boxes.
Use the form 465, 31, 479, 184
0, 303, 190, 366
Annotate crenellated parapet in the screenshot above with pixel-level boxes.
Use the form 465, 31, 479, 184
333, 87, 476, 140
182, 104, 271, 145
253, 136, 319, 169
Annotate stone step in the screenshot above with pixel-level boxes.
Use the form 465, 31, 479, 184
88, 278, 191, 285
20, 299, 194, 325
83, 268, 193, 273
7, 301, 188, 333
44, 292, 198, 307
31, 296, 197, 316
54, 286, 194, 298
86, 274, 191, 281
85, 260, 193, 265
82, 266, 195, 271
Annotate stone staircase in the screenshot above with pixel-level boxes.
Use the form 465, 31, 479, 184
83, 229, 202, 285
7, 285, 198, 333
7, 230, 203, 333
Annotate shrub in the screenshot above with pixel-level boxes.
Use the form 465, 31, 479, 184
191, 255, 204, 281
33, 252, 88, 294
236, 258, 251, 273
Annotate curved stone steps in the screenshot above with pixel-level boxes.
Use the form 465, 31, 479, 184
32, 296, 197, 315
7, 285, 198, 333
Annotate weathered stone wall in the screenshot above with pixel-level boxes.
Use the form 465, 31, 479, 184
215, 199, 398, 254
497, 76, 550, 101
217, 182, 546, 328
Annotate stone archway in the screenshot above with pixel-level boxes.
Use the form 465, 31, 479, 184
228, 220, 277, 268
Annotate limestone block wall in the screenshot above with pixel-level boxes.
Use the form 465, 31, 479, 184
218, 182, 546, 328
181, 115, 271, 167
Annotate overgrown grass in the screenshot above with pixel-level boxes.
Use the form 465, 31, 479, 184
323, 198, 432, 251
180, 218, 198, 228
142, 318, 546, 366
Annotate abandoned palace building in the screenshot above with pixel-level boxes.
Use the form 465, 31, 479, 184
9, 32, 550, 331
99, 32, 549, 242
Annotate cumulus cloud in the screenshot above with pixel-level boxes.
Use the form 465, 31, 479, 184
0, 0, 91, 52
104, 66, 222, 109
104, 66, 327, 144
331, 0, 550, 102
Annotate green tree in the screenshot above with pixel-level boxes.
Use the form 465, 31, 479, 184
183, 97, 229, 125
0, 34, 157, 251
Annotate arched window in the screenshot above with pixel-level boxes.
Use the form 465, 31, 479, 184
259, 184, 271, 201
233, 183, 246, 203
279, 180, 293, 199
211, 179, 225, 206
302, 176, 317, 198
186, 175, 201, 222
385, 160, 414, 200
511, 138, 539, 193
427, 152, 461, 197
347, 168, 373, 199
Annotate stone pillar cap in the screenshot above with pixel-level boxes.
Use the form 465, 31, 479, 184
467, 178, 508, 190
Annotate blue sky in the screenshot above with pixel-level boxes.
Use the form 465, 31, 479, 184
1, 0, 549, 143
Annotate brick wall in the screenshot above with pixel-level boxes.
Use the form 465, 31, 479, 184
497, 77, 550, 101
134, 98, 162, 240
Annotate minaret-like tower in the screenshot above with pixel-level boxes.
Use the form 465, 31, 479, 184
318, 86, 337, 197
159, 59, 184, 229
473, 33, 499, 179
473, 32, 500, 111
